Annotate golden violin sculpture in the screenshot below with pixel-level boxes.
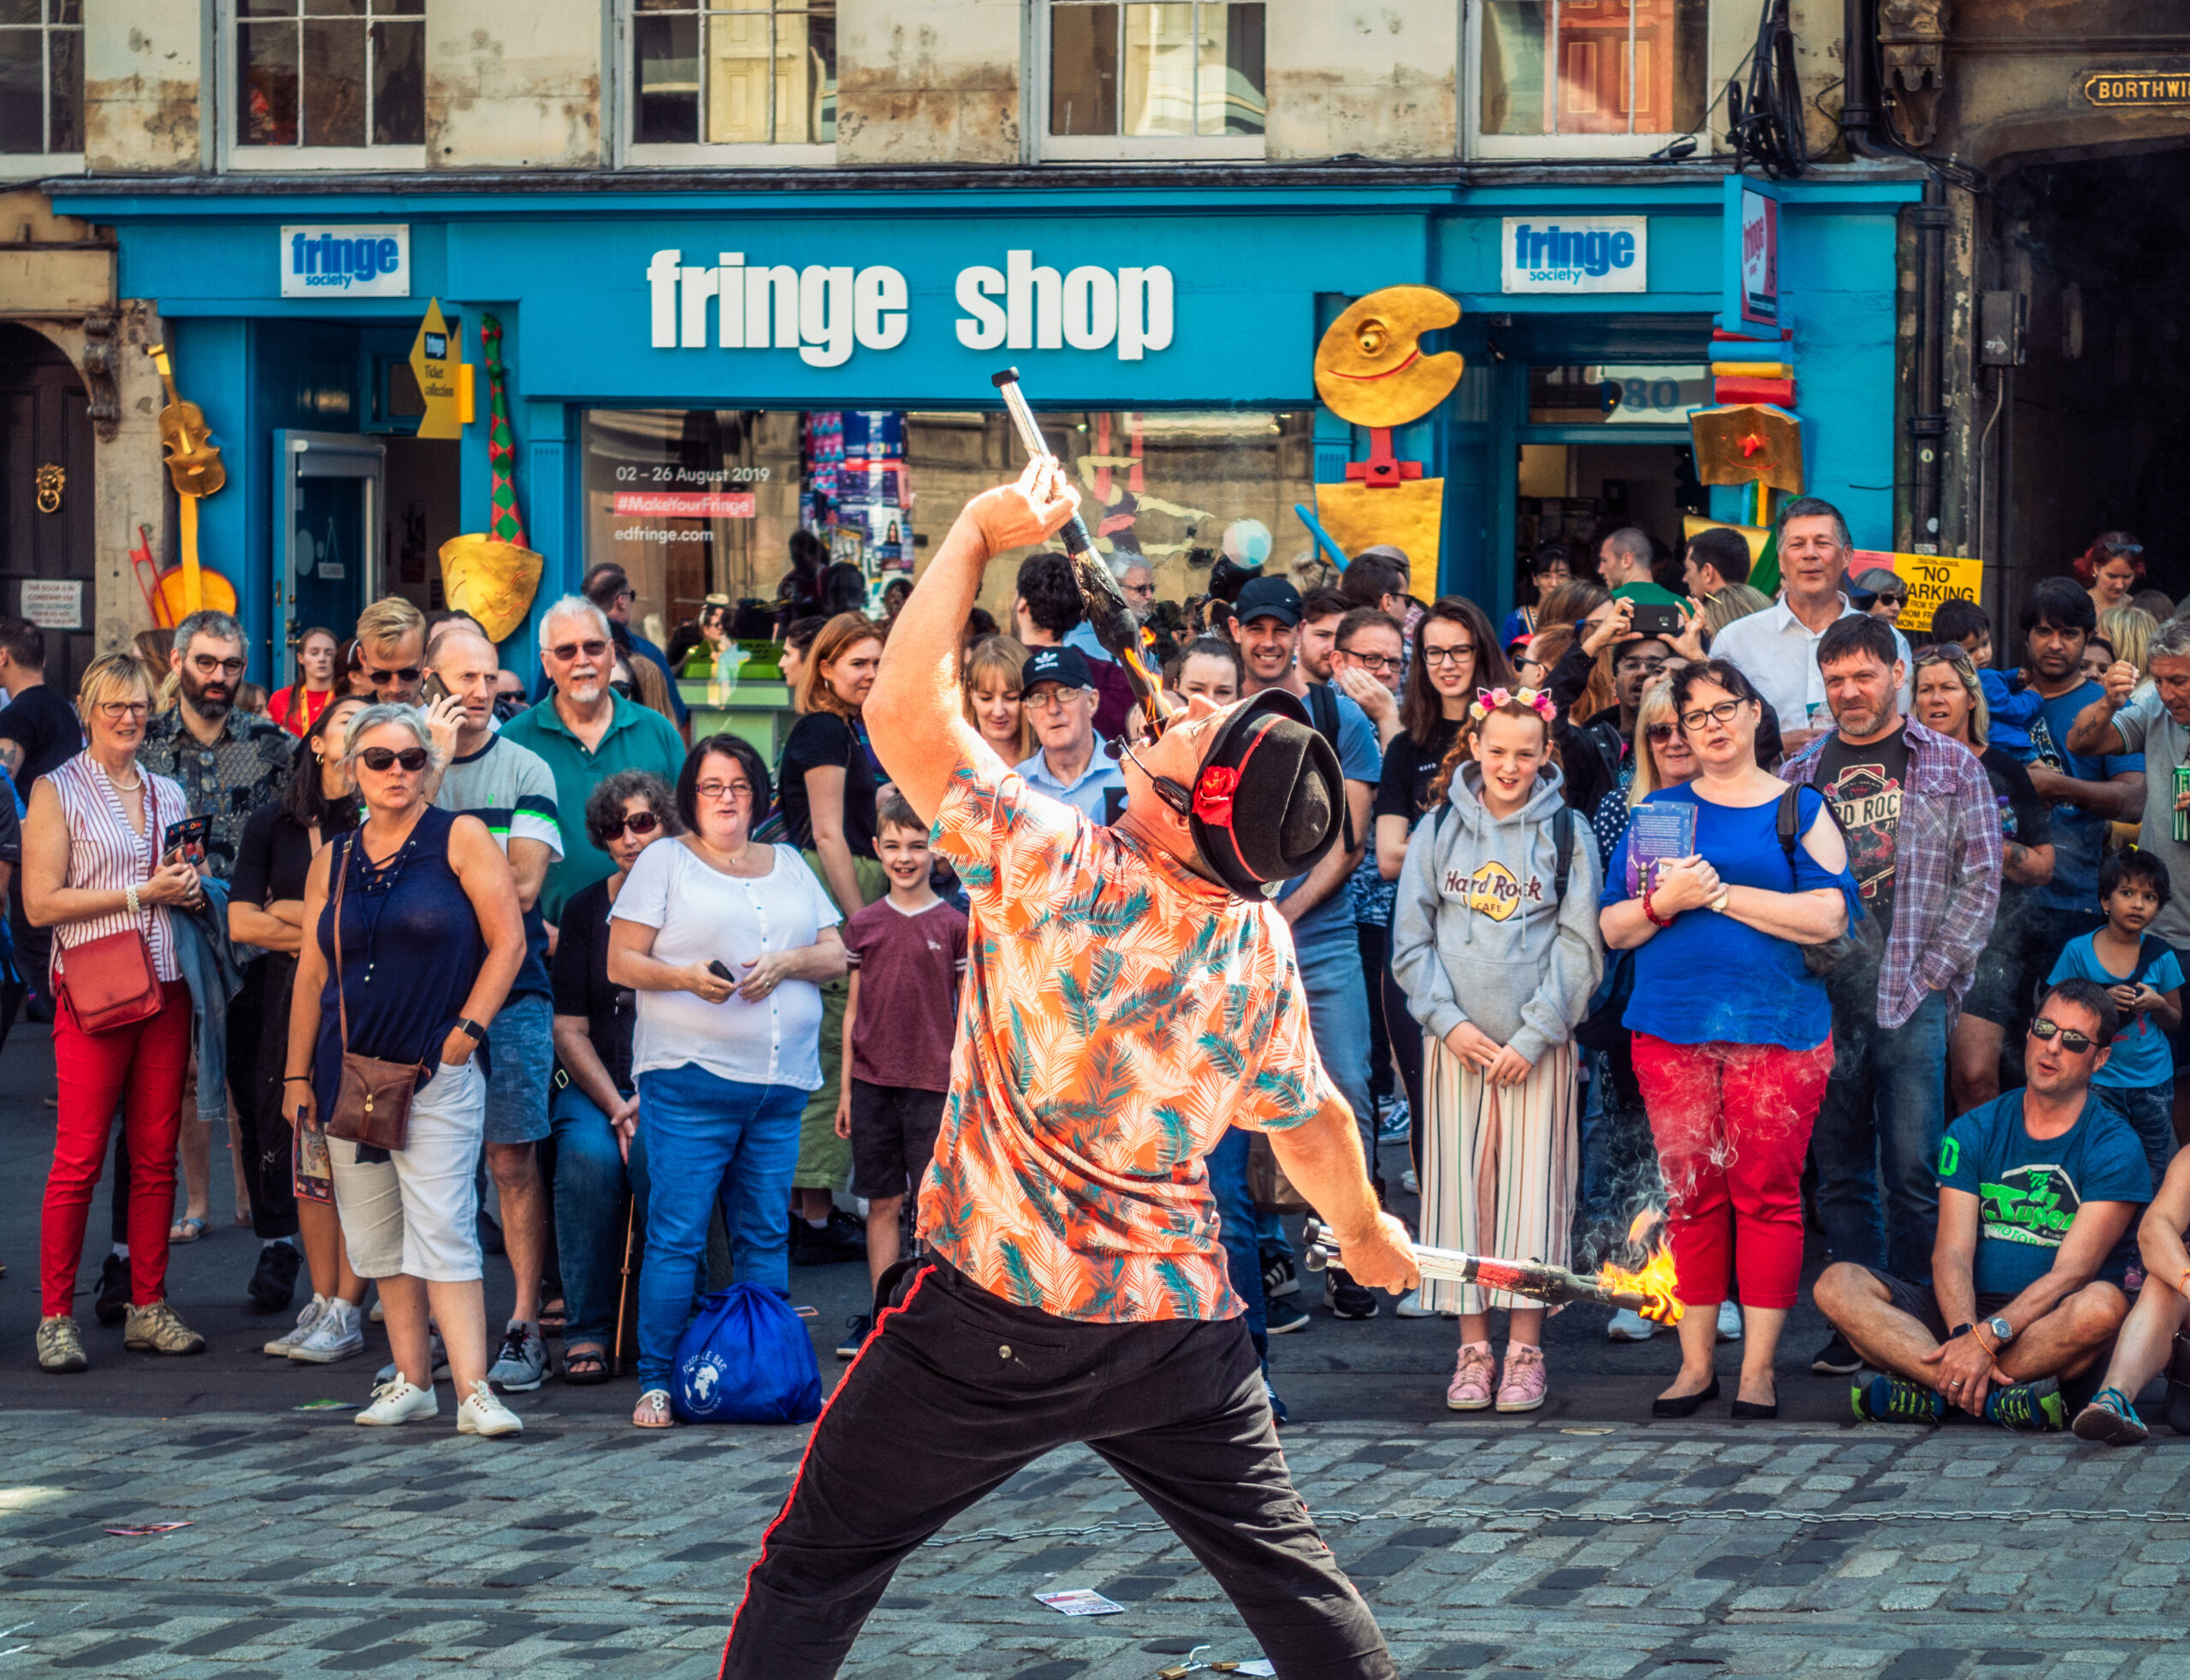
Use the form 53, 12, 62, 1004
145, 343, 232, 619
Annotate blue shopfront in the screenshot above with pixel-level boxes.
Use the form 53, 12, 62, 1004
55, 175, 1918, 687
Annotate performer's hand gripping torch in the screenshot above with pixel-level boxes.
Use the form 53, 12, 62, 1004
1300, 1218, 1684, 1324
991, 368, 1169, 742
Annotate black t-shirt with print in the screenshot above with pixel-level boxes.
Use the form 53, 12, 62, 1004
1816, 723, 1910, 1009
1376, 718, 1462, 829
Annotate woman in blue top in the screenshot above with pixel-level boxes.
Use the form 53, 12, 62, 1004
1600, 660, 1858, 1420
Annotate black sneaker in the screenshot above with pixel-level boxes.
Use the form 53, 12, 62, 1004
1985, 1376, 2067, 1432
93, 1252, 129, 1326
836, 1315, 873, 1360
1262, 1251, 1299, 1300
1323, 1267, 1378, 1320
1851, 1371, 1944, 1424
1812, 1331, 1862, 1375
792, 1211, 867, 1267
2165, 1332, 2190, 1436
1264, 1296, 1311, 1335
246, 1241, 301, 1314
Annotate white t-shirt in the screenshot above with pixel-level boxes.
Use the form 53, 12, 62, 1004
611, 838, 842, 1091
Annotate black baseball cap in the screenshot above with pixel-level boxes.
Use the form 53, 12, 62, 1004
1234, 577, 1303, 628
1186, 690, 1343, 900
1022, 644, 1094, 693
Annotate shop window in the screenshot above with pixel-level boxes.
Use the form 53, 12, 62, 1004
582, 406, 1311, 648
1476, 0, 1707, 157
1045, 2, 1265, 162
233, 0, 425, 167
626, 0, 836, 162
0, 0, 82, 167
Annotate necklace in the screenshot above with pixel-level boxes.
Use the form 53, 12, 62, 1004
697, 833, 754, 873
100, 760, 143, 792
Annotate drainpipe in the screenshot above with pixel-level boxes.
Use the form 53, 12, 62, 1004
1839, 0, 1892, 160
1911, 175, 1950, 550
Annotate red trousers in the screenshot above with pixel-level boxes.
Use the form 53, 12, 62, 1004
43, 981, 192, 1316
1629, 1032, 1833, 1310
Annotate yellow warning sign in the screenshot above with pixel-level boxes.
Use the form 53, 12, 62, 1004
1850, 549, 1982, 634
408, 298, 464, 441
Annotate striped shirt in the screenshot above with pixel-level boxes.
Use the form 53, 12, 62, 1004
49, 752, 189, 983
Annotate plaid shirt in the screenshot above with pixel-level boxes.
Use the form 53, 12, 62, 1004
1783, 714, 2001, 1030
139, 706, 293, 882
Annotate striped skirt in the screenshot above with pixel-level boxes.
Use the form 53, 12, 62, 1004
1418, 1034, 1578, 1316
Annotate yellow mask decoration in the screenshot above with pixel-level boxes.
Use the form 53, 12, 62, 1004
1313, 286, 1465, 429
439, 534, 544, 645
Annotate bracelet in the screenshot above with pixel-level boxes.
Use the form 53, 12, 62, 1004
282, 1075, 311, 1085
1641, 882, 1675, 930
125, 883, 139, 917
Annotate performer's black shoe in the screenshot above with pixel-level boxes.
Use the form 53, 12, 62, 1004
93, 1252, 130, 1326
836, 1314, 873, 1360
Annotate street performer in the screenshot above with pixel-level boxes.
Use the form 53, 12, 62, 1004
722, 462, 1418, 1678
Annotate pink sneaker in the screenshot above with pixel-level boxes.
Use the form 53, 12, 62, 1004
1497, 1343, 1547, 1412
1447, 1342, 1495, 1411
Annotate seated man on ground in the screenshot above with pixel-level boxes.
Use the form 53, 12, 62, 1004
1814, 978, 2148, 1429
2073, 1143, 2190, 1443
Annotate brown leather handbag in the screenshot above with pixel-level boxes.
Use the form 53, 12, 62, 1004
325, 833, 424, 1152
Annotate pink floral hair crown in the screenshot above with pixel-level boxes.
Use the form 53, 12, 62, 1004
1470, 685, 1558, 724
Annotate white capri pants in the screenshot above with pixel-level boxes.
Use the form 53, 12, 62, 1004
327, 1057, 487, 1283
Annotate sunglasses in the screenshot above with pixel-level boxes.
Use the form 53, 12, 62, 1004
611, 680, 636, 698
1644, 722, 1678, 743
364, 665, 422, 686
358, 746, 429, 773
549, 639, 611, 664
1119, 739, 1194, 817
2028, 1017, 2099, 1055
592, 810, 661, 842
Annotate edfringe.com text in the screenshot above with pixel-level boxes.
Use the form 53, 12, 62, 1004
613, 526, 714, 544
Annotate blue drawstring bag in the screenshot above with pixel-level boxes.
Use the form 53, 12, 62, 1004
671, 1284, 823, 1424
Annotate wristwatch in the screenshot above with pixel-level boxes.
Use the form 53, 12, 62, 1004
1946, 1322, 1974, 1340
1984, 1315, 2015, 1346
454, 1017, 486, 1044
1708, 889, 1731, 914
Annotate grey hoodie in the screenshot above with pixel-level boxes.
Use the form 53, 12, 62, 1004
1389, 760, 1605, 1068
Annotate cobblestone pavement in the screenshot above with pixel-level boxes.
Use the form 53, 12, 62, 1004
4, 1407, 2190, 1678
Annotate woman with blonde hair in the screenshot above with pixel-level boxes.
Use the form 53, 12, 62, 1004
962, 635, 1033, 763
26, 653, 209, 1371
2098, 605, 2157, 686
1699, 584, 1773, 645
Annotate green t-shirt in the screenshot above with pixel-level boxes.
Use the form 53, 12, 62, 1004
500, 693, 687, 925
1610, 580, 1686, 610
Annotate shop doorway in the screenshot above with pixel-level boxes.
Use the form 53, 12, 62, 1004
0, 322, 97, 698
1514, 441, 1702, 586
274, 430, 384, 683
382, 434, 463, 617
1992, 146, 2190, 612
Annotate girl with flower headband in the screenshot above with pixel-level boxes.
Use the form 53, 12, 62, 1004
1391, 688, 1604, 1415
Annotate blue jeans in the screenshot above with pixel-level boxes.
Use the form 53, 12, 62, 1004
1813, 989, 1948, 1284
632, 1062, 806, 1389
1206, 1127, 1267, 1360
2093, 1080, 2176, 1196
549, 1084, 634, 1352
1295, 926, 1378, 1192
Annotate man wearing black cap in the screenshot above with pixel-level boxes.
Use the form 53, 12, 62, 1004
1015, 643, 1127, 823
720, 464, 1415, 1680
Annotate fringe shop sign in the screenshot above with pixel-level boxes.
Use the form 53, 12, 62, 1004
645, 250, 1175, 367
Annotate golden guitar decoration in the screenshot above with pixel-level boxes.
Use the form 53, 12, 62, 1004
146, 342, 234, 620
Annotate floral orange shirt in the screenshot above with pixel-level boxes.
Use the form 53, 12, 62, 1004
919, 744, 1334, 1323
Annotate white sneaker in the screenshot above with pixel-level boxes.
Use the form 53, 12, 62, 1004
1607, 1308, 1656, 1341
290, 1298, 365, 1364
1394, 1287, 1437, 1318
357, 1375, 439, 1426
1400, 1168, 1419, 1194
264, 1295, 327, 1358
1717, 1300, 1744, 1342
458, 1380, 524, 1438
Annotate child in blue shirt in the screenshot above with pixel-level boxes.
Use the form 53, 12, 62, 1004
2047, 849, 2184, 1188
1931, 599, 2039, 760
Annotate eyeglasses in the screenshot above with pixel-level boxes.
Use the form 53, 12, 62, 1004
2028, 1016, 2100, 1054
1024, 687, 1083, 713
189, 655, 246, 677
364, 665, 422, 687
1644, 723, 1678, 743
358, 747, 429, 773
1678, 700, 1749, 731
1341, 650, 1403, 675
98, 701, 151, 720
592, 810, 662, 842
548, 639, 610, 664
1616, 655, 1669, 676
1422, 645, 1475, 667
695, 779, 753, 803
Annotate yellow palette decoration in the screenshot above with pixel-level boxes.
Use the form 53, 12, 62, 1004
439, 533, 543, 645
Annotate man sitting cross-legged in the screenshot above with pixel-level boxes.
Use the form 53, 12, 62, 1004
2072, 1143, 2190, 1444
1814, 978, 2150, 1430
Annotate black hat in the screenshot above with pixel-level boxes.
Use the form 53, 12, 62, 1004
1186, 690, 1343, 900
1022, 644, 1094, 693
1234, 577, 1303, 627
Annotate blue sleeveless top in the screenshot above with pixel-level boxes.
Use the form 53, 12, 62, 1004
311, 805, 486, 1109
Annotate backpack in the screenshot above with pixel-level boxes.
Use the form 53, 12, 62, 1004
1775, 785, 1875, 978
1419, 799, 1577, 902
670, 1284, 823, 1425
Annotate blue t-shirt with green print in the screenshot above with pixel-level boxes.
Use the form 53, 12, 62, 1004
1937, 1090, 2151, 1296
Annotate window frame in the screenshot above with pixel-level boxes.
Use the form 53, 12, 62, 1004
1035, 0, 1268, 164
0, 2, 85, 180
617, 0, 838, 169
220, 0, 428, 173
1464, 0, 1708, 162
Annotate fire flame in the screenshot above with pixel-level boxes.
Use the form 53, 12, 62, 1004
1597, 1210, 1684, 1325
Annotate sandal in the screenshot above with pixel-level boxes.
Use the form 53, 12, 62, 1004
563, 1342, 611, 1386
539, 1299, 569, 1337
632, 1388, 673, 1429
169, 1216, 208, 1245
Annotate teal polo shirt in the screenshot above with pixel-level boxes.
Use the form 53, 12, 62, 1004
500, 691, 688, 924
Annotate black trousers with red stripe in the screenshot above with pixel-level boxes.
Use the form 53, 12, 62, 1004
720, 1257, 1394, 1680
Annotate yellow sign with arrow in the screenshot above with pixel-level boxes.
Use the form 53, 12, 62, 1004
408, 298, 473, 440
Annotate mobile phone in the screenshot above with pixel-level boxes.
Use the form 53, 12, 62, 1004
420, 671, 452, 705
707, 959, 736, 982
1627, 602, 1687, 640
162, 815, 211, 864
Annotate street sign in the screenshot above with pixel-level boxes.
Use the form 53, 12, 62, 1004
1851, 548, 1981, 632
408, 298, 463, 441
2083, 73, 2190, 107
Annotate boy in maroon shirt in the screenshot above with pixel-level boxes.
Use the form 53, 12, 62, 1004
832, 794, 968, 1354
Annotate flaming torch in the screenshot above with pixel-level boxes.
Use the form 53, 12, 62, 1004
1303, 1210, 1684, 1325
